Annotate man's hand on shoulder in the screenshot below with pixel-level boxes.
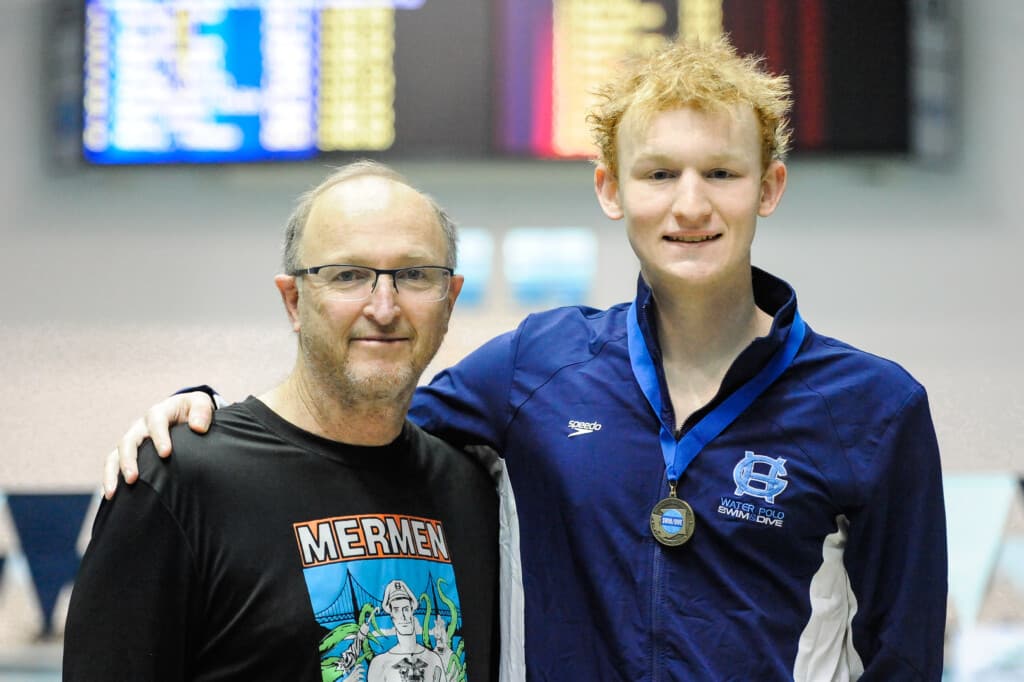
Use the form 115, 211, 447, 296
103, 391, 217, 498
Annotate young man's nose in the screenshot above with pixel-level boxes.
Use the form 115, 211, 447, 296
671, 174, 712, 222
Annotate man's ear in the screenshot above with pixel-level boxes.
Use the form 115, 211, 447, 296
440, 274, 465, 333
275, 274, 301, 332
447, 274, 464, 312
594, 164, 624, 220
758, 159, 787, 217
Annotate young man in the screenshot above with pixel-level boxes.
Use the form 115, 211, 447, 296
107, 39, 946, 680
66, 162, 500, 681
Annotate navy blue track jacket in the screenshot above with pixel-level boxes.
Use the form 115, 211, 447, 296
410, 267, 946, 681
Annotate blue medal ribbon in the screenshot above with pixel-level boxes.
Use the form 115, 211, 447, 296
627, 301, 805, 484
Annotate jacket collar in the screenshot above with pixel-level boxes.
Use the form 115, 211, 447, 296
633, 267, 800, 433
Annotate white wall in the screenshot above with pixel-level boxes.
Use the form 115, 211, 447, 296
0, 0, 1021, 489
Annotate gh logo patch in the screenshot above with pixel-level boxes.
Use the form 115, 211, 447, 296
733, 451, 789, 504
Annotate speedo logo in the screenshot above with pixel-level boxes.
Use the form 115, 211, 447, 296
567, 419, 602, 438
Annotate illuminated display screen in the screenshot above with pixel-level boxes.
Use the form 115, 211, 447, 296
85, 2, 318, 163
495, 0, 681, 158
495, 0, 920, 158
81, 0, 489, 164
502, 228, 597, 307
77, 0, 942, 165
453, 228, 494, 307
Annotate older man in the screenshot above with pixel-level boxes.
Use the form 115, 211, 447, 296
65, 161, 499, 681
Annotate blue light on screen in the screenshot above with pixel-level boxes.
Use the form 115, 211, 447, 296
454, 228, 494, 307
502, 227, 597, 307
83, 1, 320, 164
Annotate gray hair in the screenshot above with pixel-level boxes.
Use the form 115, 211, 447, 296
282, 159, 458, 273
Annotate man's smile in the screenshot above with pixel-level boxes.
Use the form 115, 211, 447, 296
664, 233, 721, 243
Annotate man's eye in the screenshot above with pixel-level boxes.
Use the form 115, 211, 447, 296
399, 268, 427, 282
334, 268, 370, 283
649, 170, 675, 181
708, 169, 734, 179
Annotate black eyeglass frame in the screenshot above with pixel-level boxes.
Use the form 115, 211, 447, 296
288, 264, 455, 300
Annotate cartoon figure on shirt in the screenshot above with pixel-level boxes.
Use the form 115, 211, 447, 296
366, 580, 447, 682
318, 576, 465, 682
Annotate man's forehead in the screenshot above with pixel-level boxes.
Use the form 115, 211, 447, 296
307, 178, 435, 233
623, 102, 757, 136
619, 103, 761, 158
300, 177, 443, 263
317, 175, 422, 213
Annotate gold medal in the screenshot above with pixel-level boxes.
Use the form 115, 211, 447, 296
650, 481, 695, 546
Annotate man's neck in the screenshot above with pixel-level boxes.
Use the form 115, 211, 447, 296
652, 274, 773, 428
258, 370, 409, 446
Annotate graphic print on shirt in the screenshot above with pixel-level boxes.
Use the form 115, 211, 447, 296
294, 513, 467, 682
716, 450, 790, 529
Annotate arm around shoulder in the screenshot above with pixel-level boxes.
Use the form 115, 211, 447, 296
410, 330, 519, 449
104, 389, 219, 498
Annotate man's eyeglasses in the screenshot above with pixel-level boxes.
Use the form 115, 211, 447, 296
289, 264, 454, 302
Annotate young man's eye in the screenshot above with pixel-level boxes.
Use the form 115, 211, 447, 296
708, 169, 734, 179
648, 170, 675, 181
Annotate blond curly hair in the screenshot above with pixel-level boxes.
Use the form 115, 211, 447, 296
587, 36, 792, 178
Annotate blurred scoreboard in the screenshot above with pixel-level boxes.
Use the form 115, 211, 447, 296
497, 0, 951, 159
82, 0, 492, 163
495, 0, 681, 158
74, 0, 952, 165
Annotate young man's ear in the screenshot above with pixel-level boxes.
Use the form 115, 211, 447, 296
758, 160, 788, 218
594, 164, 624, 220
274, 274, 301, 332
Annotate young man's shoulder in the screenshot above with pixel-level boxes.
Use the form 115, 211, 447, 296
519, 300, 630, 331
796, 328, 927, 416
811, 331, 921, 383
509, 301, 632, 361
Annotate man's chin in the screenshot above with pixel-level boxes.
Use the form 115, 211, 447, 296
338, 368, 418, 403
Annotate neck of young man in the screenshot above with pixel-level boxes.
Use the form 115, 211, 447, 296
651, 268, 773, 429
258, 366, 411, 446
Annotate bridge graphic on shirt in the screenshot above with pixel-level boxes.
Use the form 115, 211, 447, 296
313, 568, 454, 628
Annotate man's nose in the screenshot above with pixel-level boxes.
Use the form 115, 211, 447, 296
671, 174, 712, 223
363, 274, 400, 323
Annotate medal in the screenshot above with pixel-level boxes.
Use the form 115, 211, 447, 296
650, 481, 695, 546
628, 302, 806, 551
